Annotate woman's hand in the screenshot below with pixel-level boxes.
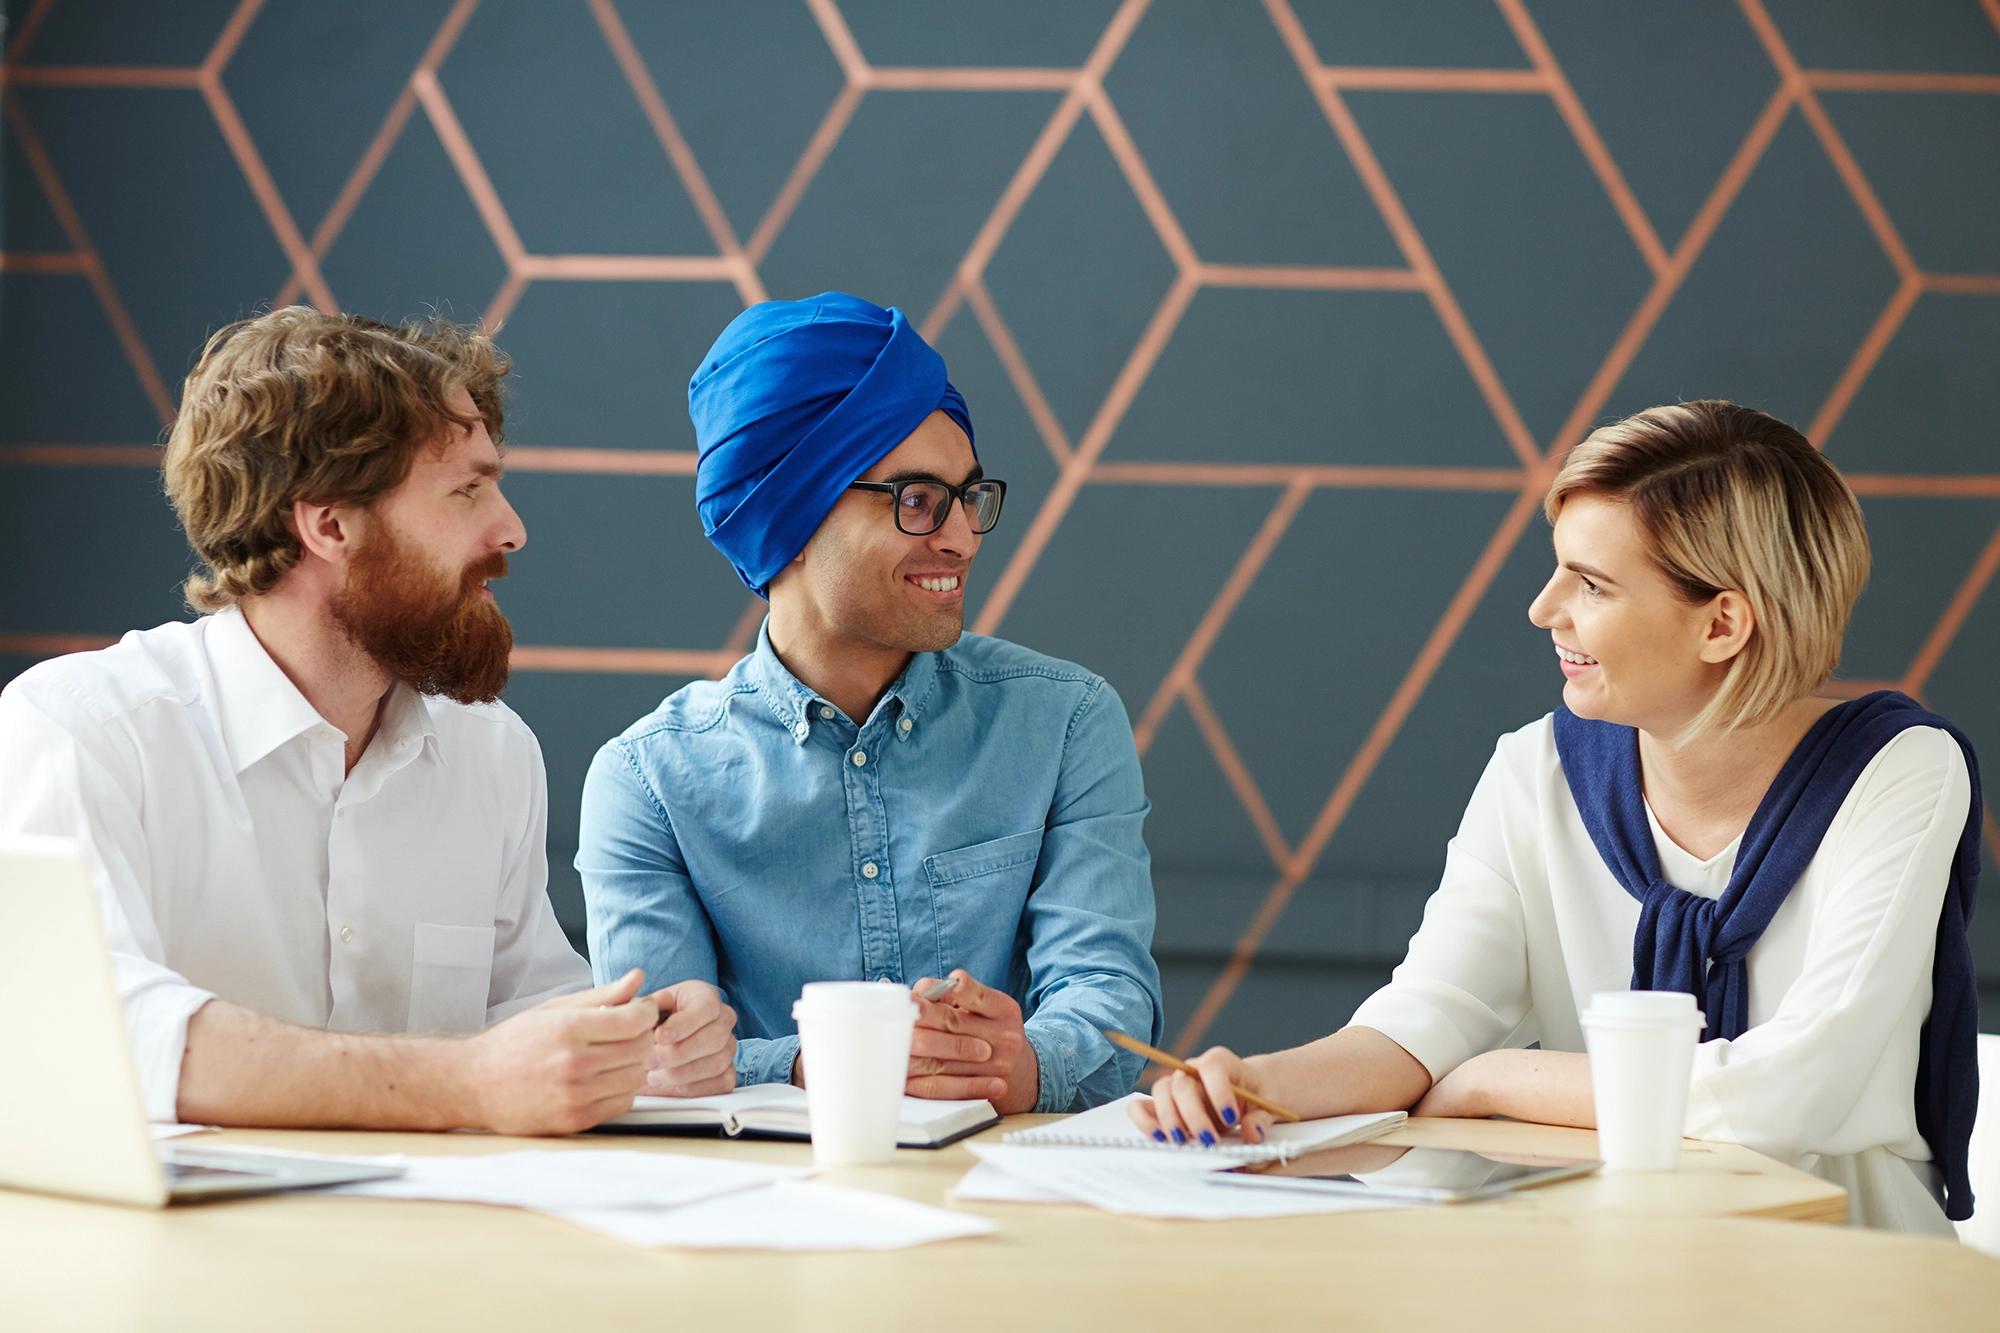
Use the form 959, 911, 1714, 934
1125, 1046, 1275, 1146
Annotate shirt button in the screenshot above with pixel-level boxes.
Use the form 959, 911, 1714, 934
336, 808, 346, 819
794, 722, 808, 739
861, 862, 879, 879
819, 705, 836, 720
339, 925, 353, 943
899, 717, 913, 733
851, 750, 867, 766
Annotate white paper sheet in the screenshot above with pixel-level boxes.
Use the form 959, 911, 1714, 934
964, 1144, 1409, 1220
951, 1146, 1224, 1205
559, 1179, 996, 1251
949, 1159, 1080, 1204
328, 1149, 805, 1211
147, 1123, 212, 1140
325, 1148, 988, 1252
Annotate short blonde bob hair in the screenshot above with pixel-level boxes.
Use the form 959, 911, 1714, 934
164, 306, 508, 612
1545, 400, 1869, 741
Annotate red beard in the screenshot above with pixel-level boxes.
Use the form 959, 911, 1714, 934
330, 529, 513, 705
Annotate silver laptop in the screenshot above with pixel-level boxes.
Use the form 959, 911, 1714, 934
0, 834, 405, 1206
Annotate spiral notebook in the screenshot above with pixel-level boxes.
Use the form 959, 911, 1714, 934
1002, 1092, 1405, 1162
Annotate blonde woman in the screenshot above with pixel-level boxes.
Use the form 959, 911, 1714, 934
1134, 401, 1981, 1233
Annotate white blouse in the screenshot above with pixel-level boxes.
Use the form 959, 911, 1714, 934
1348, 714, 1970, 1234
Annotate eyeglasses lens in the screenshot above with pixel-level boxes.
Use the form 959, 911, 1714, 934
966, 482, 1004, 534
896, 482, 951, 535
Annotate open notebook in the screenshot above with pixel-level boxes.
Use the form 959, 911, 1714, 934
1002, 1092, 1406, 1163
595, 1083, 1000, 1149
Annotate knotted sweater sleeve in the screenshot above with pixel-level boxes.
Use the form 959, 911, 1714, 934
1682, 727, 1967, 1162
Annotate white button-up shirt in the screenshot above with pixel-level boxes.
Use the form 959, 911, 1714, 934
0, 607, 590, 1119
1350, 714, 1969, 1233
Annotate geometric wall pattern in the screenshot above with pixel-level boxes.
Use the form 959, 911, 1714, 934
5, 0, 2000, 1054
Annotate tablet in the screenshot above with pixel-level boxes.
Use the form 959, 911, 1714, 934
1211, 1142, 1601, 1204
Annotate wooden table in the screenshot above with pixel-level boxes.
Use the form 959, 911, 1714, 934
3, 1116, 1995, 1332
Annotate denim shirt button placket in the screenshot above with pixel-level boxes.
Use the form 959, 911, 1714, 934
846, 717, 900, 983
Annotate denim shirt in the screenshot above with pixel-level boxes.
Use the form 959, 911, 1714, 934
577, 625, 1163, 1111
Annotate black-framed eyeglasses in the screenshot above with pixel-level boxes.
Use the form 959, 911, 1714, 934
847, 477, 1008, 536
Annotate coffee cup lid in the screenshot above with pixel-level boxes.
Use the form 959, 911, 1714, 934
793, 979, 918, 1017
1583, 989, 1705, 1025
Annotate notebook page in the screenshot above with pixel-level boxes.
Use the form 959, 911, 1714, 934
1003, 1092, 1404, 1161
627, 1084, 805, 1117
629, 1086, 988, 1125
895, 1096, 996, 1126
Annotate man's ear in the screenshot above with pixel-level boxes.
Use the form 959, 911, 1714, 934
291, 499, 366, 567
1696, 588, 1756, 665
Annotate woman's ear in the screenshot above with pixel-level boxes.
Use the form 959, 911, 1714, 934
1696, 588, 1756, 665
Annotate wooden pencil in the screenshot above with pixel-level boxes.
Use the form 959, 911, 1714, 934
1103, 1029, 1302, 1123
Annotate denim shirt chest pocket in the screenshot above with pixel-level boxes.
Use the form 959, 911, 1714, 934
921, 828, 1044, 980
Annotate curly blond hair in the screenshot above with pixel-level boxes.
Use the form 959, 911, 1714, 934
163, 306, 509, 612
1547, 400, 1870, 742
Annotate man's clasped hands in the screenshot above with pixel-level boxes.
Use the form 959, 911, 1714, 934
589, 966, 1039, 1118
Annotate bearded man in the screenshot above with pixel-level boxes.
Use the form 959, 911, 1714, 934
578, 293, 1162, 1114
0, 307, 735, 1133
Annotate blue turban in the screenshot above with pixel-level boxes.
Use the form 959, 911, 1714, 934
690, 292, 975, 596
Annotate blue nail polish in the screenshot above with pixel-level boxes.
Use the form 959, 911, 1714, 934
1222, 1106, 1238, 1126
1152, 1130, 1167, 1143
1171, 1128, 1186, 1145
1199, 1130, 1216, 1147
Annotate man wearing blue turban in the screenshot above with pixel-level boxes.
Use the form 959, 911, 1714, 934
577, 294, 1163, 1113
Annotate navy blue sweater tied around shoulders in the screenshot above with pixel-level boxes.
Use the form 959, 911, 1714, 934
1552, 691, 1982, 1222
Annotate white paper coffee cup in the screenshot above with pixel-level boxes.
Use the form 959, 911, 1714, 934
792, 981, 918, 1167
1580, 990, 1705, 1172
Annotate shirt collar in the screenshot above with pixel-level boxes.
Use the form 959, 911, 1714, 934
205, 606, 328, 774
371, 676, 442, 769
748, 621, 942, 745
748, 623, 821, 744
204, 605, 441, 773
884, 646, 937, 738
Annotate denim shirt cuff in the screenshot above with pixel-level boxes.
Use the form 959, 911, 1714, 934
1025, 1024, 1075, 1114
736, 1034, 802, 1089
